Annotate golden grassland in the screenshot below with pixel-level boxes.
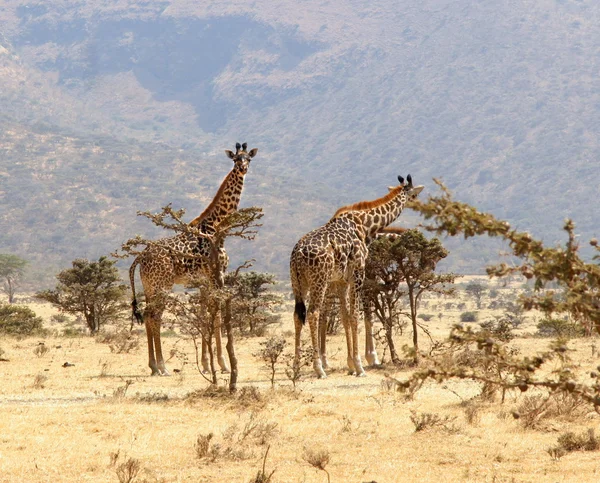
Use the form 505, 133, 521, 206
2, 287, 600, 483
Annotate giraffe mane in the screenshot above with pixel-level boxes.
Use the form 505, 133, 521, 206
331, 185, 404, 219
189, 170, 235, 227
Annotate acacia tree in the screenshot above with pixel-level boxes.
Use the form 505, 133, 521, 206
465, 281, 487, 309
225, 271, 283, 335
36, 257, 129, 333
410, 179, 600, 334
116, 204, 264, 391
390, 180, 600, 407
0, 254, 28, 303
363, 230, 457, 364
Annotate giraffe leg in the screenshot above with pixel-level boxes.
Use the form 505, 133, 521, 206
144, 317, 160, 376
337, 284, 357, 375
363, 299, 380, 366
214, 307, 229, 373
152, 304, 170, 376
293, 307, 303, 373
349, 279, 366, 377
307, 282, 327, 379
201, 337, 210, 373
318, 308, 330, 370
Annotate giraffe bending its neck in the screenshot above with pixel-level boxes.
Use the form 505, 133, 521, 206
290, 175, 423, 378
129, 143, 258, 376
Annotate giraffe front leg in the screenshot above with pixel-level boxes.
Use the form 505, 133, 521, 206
308, 310, 326, 379
337, 284, 358, 375
363, 300, 380, 366
201, 337, 210, 374
213, 308, 230, 373
349, 280, 366, 377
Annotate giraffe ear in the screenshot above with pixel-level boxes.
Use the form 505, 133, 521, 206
248, 148, 258, 158
407, 174, 413, 186
397, 175, 404, 184
225, 150, 235, 159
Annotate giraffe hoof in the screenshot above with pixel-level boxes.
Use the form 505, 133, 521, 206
317, 372, 328, 379
221, 369, 230, 374
356, 371, 367, 378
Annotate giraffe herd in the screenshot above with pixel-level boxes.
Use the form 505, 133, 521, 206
129, 143, 423, 378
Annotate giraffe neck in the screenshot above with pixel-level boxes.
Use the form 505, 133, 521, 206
339, 189, 407, 240
189, 168, 246, 233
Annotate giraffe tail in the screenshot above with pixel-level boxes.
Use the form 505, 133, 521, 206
129, 258, 144, 325
294, 297, 307, 325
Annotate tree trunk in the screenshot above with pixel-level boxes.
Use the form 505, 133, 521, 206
223, 298, 238, 392
409, 286, 419, 365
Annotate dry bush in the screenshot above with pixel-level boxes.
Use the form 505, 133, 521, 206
249, 445, 276, 483
224, 412, 279, 447
195, 433, 214, 459
33, 343, 49, 357
514, 392, 590, 430
97, 329, 140, 354
133, 391, 169, 403
460, 400, 482, 426
547, 429, 599, 459
409, 410, 458, 433
115, 457, 141, 483
31, 373, 47, 389
303, 447, 331, 483
113, 379, 134, 399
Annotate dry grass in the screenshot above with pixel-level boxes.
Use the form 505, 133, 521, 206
1, 292, 600, 482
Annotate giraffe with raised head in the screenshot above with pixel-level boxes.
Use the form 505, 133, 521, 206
317, 225, 410, 370
129, 143, 258, 376
290, 175, 423, 378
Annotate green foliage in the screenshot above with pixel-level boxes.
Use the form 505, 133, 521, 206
0, 304, 43, 335
465, 281, 487, 309
35, 257, 129, 334
412, 180, 600, 335
226, 271, 283, 336
363, 229, 457, 363
460, 311, 478, 323
0, 254, 28, 303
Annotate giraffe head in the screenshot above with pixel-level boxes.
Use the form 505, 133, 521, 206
224, 142, 258, 175
397, 174, 424, 200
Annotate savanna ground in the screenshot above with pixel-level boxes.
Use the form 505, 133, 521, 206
2, 277, 600, 483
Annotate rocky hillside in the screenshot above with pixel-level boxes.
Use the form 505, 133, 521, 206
0, 0, 598, 286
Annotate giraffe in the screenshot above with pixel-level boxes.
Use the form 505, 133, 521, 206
290, 175, 423, 378
317, 226, 409, 371
129, 143, 258, 376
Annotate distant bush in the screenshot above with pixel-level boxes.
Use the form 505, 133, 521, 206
460, 311, 478, 323
0, 304, 43, 335
418, 314, 434, 322
536, 318, 585, 338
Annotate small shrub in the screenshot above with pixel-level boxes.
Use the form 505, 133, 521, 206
50, 313, 70, 324
0, 304, 43, 335
113, 380, 134, 399
115, 457, 141, 483
460, 312, 478, 323
31, 373, 48, 389
97, 329, 140, 354
409, 410, 458, 432
33, 343, 49, 357
537, 318, 585, 338
548, 429, 599, 458
303, 447, 331, 483
195, 433, 214, 459
479, 317, 515, 342
249, 445, 276, 483
418, 313, 434, 321
254, 336, 286, 389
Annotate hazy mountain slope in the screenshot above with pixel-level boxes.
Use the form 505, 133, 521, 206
0, 0, 598, 286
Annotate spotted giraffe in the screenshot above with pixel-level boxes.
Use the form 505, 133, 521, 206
290, 175, 423, 378
129, 143, 258, 375
317, 225, 410, 370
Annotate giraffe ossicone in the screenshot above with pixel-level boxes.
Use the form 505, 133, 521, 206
129, 143, 258, 376
290, 174, 423, 378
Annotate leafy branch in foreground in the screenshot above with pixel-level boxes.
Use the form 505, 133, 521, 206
389, 324, 600, 411
409, 179, 600, 334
